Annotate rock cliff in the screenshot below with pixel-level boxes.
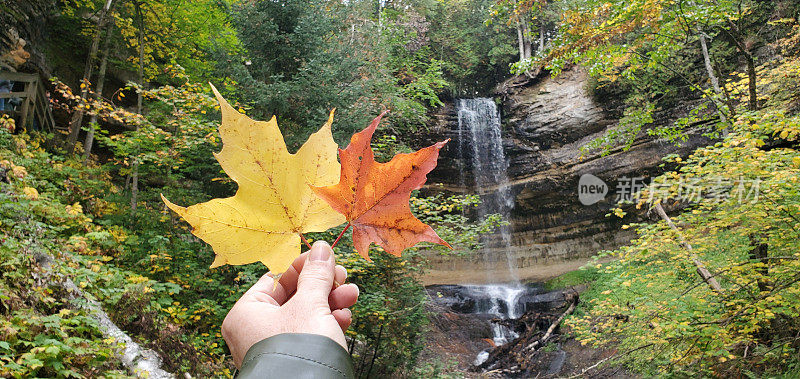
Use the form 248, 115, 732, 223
0, 0, 56, 74
417, 67, 712, 284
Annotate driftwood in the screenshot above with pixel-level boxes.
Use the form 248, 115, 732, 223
474, 290, 579, 375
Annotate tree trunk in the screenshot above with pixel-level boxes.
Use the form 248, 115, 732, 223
699, 33, 721, 94
653, 203, 722, 293
521, 19, 532, 60
515, 14, 533, 62
130, 0, 145, 217
538, 23, 545, 53
745, 51, 758, 111
516, 21, 526, 63
748, 235, 769, 293
725, 19, 758, 111
698, 31, 727, 124
365, 324, 384, 379
66, 0, 115, 153
83, 25, 114, 161
131, 159, 139, 214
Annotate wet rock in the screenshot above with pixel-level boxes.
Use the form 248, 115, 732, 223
421, 300, 494, 372
427, 285, 477, 313
546, 350, 567, 376
427, 284, 545, 316
517, 285, 586, 313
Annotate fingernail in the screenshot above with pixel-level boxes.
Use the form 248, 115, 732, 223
310, 241, 331, 261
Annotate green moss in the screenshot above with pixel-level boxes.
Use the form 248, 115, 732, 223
543, 266, 599, 292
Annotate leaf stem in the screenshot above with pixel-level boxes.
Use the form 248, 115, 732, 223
331, 223, 351, 248
300, 233, 312, 249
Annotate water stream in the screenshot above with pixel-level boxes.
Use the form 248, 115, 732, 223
456, 98, 524, 365
456, 98, 518, 282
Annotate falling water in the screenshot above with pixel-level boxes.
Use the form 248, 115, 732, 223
468, 284, 527, 366
471, 285, 526, 343
456, 99, 523, 362
456, 98, 518, 282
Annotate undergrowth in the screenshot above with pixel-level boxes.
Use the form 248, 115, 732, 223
0, 130, 229, 377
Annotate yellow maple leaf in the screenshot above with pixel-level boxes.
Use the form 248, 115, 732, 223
22, 186, 39, 200
162, 85, 345, 273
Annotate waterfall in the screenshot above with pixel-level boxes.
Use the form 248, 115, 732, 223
456, 98, 518, 282
457, 99, 523, 361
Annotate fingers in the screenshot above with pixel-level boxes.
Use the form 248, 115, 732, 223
278, 247, 348, 300
329, 283, 359, 310
275, 251, 308, 303
332, 308, 352, 332
334, 264, 347, 287
295, 241, 336, 308
273, 243, 353, 310
243, 273, 281, 306
280, 252, 345, 294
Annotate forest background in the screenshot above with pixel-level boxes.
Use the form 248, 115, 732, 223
2, 0, 800, 377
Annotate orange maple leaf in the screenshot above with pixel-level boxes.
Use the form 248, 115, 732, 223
311, 111, 452, 260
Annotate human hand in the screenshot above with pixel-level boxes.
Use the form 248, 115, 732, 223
221, 241, 360, 368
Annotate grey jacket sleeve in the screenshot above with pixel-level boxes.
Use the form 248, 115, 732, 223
237, 333, 355, 379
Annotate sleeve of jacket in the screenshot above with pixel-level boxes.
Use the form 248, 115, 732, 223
237, 333, 355, 379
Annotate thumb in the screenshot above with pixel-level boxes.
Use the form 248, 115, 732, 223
295, 241, 335, 308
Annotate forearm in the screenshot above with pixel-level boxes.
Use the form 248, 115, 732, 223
237, 333, 355, 379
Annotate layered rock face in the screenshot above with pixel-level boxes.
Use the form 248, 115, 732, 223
418, 67, 711, 284
0, 0, 56, 74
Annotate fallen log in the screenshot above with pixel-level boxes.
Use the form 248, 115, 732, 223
36, 248, 174, 378
521, 292, 578, 354
653, 202, 722, 293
